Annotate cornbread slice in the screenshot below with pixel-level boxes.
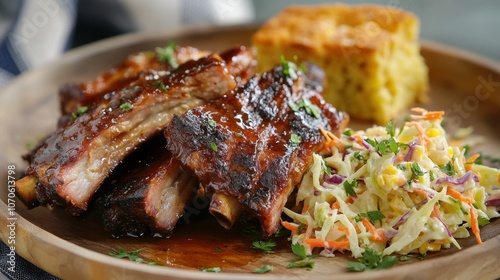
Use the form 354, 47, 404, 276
251, 3, 428, 124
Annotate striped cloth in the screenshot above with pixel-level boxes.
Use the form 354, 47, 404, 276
0, 1, 253, 279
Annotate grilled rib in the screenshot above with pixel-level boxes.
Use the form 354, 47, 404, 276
95, 46, 256, 235
16, 53, 238, 214
97, 136, 198, 237
164, 64, 349, 235
58, 45, 210, 127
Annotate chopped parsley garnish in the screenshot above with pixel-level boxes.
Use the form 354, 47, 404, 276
71, 106, 88, 119
399, 255, 412, 261
439, 162, 457, 176
109, 248, 160, 266
410, 162, 425, 176
156, 42, 178, 67
290, 133, 302, 146
251, 240, 276, 252
343, 179, 358, 197
386, 120, 396, 137
347, 248, 398, 272
207, 119, 216, 127
119, 102, 133, 111
321, 159, 333, 176
291, 243, 307, 259
396, 164, 407, 171
365, 138, 406, 156
199, 267, 221, 273
209, 142, 218, 152
287, 259, 315, 270
155, 81, 169, 92
280, 55, 299, 80
343, 129, 352, 136
214, 247, 222, 252
252, 265, 273, 274
354, 211, 385, 225
288, 97, 321, 119
353, 151, 365, 161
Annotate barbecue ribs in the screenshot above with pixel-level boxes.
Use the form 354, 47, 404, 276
164, 63, 348, 235
16, 52, 241, 214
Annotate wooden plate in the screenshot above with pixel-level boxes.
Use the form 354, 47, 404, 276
1, 25, 500, 280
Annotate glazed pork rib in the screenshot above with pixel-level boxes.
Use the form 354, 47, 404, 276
16, 53, 240, 214
96, 47, 256, 236
164, 64, 349, 235
58, 45, 210, 127
97, 136, 198, 237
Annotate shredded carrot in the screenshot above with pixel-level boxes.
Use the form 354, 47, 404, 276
281, 221, 299, 234
303, 238, 350, 250
468, 203, 482, 244
331, 201, 340, 210
410, 107, 445, 121
302, 204, 310, 214
361, 218, 387, 243
497, 174, 500, 184
465, 153, 480, 171
337, 226, 350, 235
406, 121, 431, 147
319, 126, 344, 153
447, 188, 474, 204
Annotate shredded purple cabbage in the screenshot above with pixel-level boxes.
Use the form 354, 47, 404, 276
314, 190, 321, 196
324, 174, 345, 184
361, 139, 371, 150
435, 171, 479, 185
485, 193, 500, 207
383, 228, 399, 239
404, 141, 416, 161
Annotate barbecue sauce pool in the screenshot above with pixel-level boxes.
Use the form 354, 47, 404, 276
136, 217, 290, 270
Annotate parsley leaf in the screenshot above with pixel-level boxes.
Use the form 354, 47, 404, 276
119, 102, 133, 111
321, 159, 333, 176
156, 42, 178, 67
72, 106, 88, 119
438, 162, 456, 176
347, 248, 398, 272
252, 265, 273, 274
199, 267, 221, 272
410, 162, 425, 176
288, 97, 321, 119
207, 119, 216, 127
343, 179, 358, 197
290, 133, 302, 146
252, 240, 276, 252
281, 55, 299, 80
109, 248, 160, 266
291, 243, 307, 259
354, 211, 385, 225
386, 120, 396, 137
343, 129, 352, 136
155, 81, 169, 92
209, 142, 218, 152
287, 259, 315, 270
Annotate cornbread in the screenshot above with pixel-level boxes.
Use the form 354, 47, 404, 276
251, 3, 429, 124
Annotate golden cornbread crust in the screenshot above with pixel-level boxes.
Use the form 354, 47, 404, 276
252, 3, 429, 124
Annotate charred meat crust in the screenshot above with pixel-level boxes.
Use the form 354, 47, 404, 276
97, 136, 198, 237
22, 54, 237, 214
164, 64, 348, 235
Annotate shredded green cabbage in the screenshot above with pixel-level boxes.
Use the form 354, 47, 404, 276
284, 111, 500, 259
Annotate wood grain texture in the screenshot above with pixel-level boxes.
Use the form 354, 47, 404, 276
1, 25, 500, 280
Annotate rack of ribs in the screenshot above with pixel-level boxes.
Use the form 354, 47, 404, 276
16, 47, 255, 215
164, 63, 348, 235
95, 47, 256, 236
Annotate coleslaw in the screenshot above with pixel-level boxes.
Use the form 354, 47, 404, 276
282, 108, 500, 258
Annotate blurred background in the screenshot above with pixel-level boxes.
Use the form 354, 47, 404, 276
0, 0, 498, 89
